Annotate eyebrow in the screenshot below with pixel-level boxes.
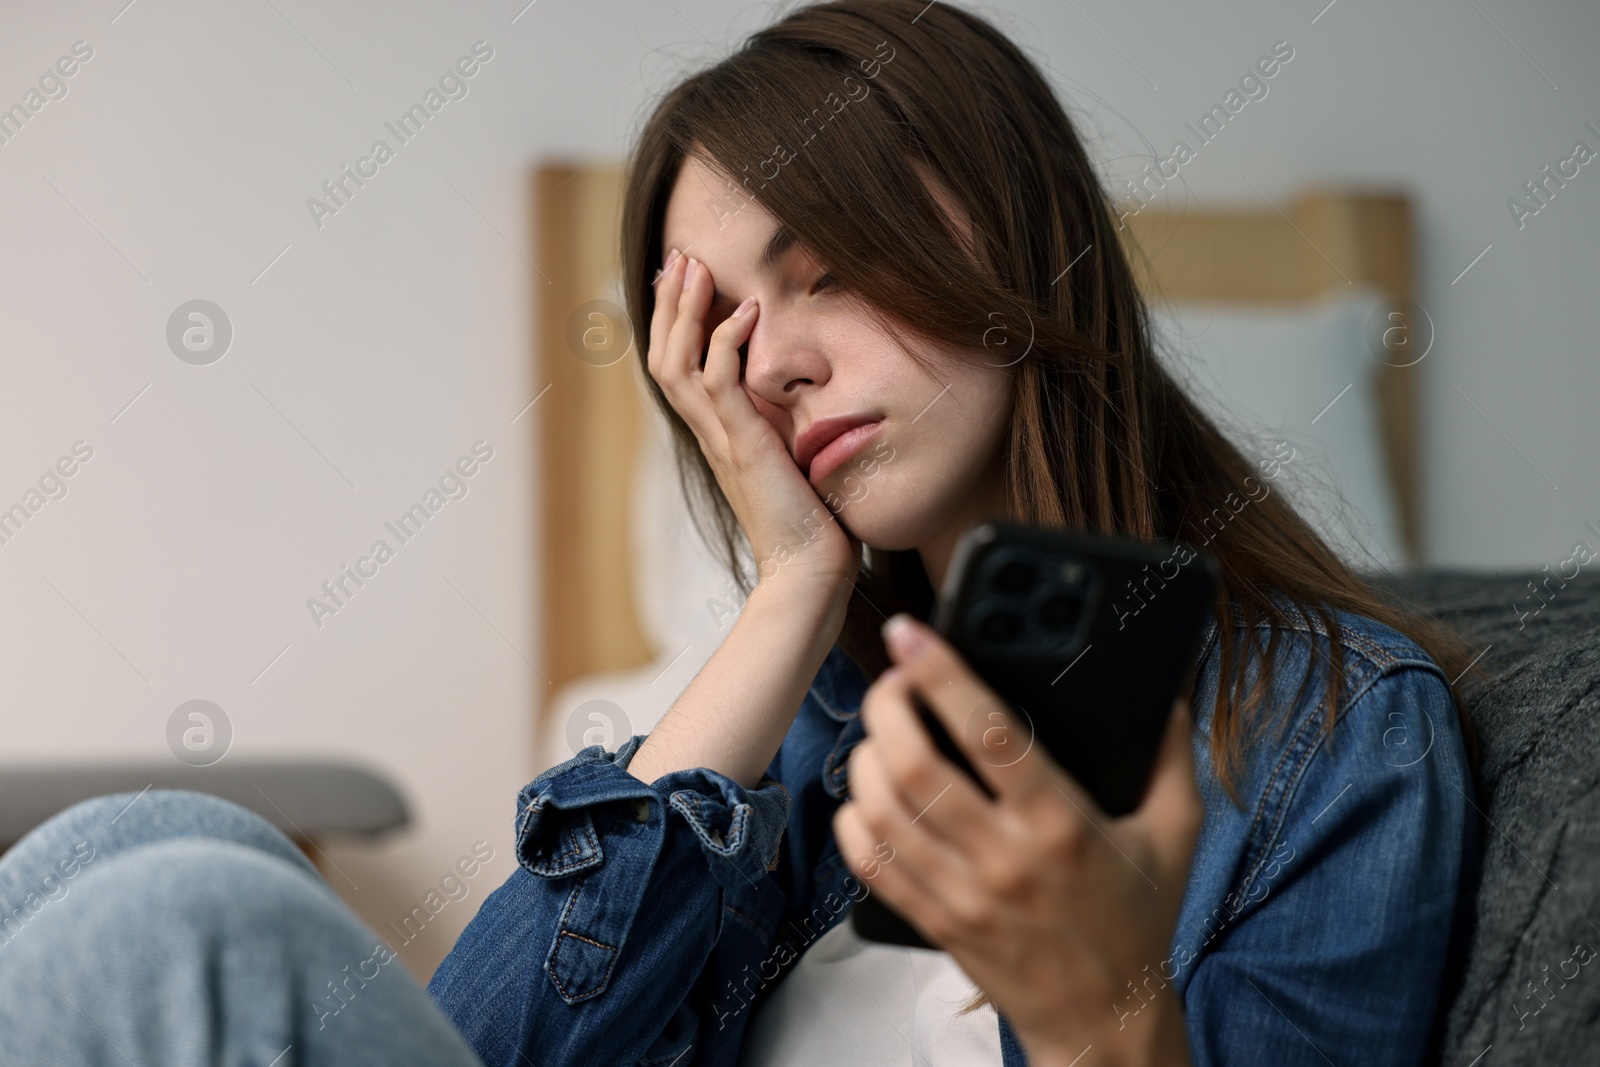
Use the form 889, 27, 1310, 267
665, 223, 800, 306
758, 224, 799, 272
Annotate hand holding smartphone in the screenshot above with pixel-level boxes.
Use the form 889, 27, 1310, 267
848, 522, 1218, 948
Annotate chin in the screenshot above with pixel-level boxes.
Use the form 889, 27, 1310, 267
824, 478, 941, 554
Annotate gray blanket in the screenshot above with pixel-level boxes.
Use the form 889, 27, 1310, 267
1370, 567, 1600, 1066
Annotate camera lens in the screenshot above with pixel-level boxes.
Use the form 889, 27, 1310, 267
977, 608, 1024, 642
992, 558, 1037, 595
1038, 592, 1082, 630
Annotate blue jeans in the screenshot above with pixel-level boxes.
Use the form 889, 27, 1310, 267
0, 789, 484, 1067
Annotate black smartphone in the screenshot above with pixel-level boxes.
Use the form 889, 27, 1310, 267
848, 521, 1219, 948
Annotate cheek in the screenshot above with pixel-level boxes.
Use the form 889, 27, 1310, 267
981, 384, 1014, 456
920, 365, 1011, 461
956, 370, 1014, 462
957, 358, 1014, 419
748, 392, 790, 437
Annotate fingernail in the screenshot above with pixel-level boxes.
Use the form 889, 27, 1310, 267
732, 295, 756, 317
882, 613, 923, 655
655, 250, 680, 287
686, 257, 699, 284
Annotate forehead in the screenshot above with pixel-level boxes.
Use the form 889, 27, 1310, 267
661, 152, 983, 286
660, 153, 783, 267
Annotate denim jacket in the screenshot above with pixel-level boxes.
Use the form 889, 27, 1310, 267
428, 600, 1481, 1066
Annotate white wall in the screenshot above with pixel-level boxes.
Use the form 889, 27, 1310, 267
0, 0, 1593, 980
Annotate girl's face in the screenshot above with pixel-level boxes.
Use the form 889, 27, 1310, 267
660, 153, 1014, 560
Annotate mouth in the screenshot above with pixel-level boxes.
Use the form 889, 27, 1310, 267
795, 415, 885, 485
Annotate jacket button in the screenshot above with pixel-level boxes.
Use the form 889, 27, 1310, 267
632, 799, 650, 823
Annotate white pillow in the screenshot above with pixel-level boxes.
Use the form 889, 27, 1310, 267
1147, 286, 1405, 572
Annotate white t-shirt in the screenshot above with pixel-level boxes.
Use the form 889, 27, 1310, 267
742, 915, 1004, 1065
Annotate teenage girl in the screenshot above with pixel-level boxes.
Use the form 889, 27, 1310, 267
0, 3, 1481, 1066
430, 2, 1482, 1064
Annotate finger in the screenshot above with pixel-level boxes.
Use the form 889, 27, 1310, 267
675, 262, 790, 481
832, 800, 884, 881
655, 255, 722, 431
651, 245, 690, 290
880, 613, 1054, 800
702, 297, 759, 403
647, 247, 689, 382
1129, 696, 1203, 863
858, 666, 1006, 860
663, 255, 711, 382
832, 801, 957, 946
844, 738, 969, 888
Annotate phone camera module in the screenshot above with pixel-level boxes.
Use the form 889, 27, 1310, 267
991, 558, 1037, 595
977, 608, 1024, 642
1037, 591, 1083, 631
964, 545, 1094, 659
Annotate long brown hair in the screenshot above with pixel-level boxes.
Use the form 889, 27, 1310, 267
617, 0, 1482, 804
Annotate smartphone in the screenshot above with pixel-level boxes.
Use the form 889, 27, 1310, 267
848, 521, 1219, 948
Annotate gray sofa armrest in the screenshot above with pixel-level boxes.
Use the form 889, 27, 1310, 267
0, 760, 410, 852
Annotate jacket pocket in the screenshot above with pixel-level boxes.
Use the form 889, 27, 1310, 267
545, 879, 621, 1003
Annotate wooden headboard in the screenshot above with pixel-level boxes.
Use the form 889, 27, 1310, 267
532, 163, 1421, 763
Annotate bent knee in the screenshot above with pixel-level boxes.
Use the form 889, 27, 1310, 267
10, 789, 315, 881
11, 839, 349, 960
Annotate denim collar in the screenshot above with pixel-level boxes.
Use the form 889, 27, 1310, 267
811, 645, 867, 724
813, 647, 870, 799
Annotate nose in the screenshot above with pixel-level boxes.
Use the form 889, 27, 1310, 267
740, 304, 832, 408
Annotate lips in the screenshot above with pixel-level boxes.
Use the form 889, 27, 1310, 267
793, 413, 884, 481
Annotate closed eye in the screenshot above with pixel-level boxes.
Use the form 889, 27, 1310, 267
812, 272, 839, 294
